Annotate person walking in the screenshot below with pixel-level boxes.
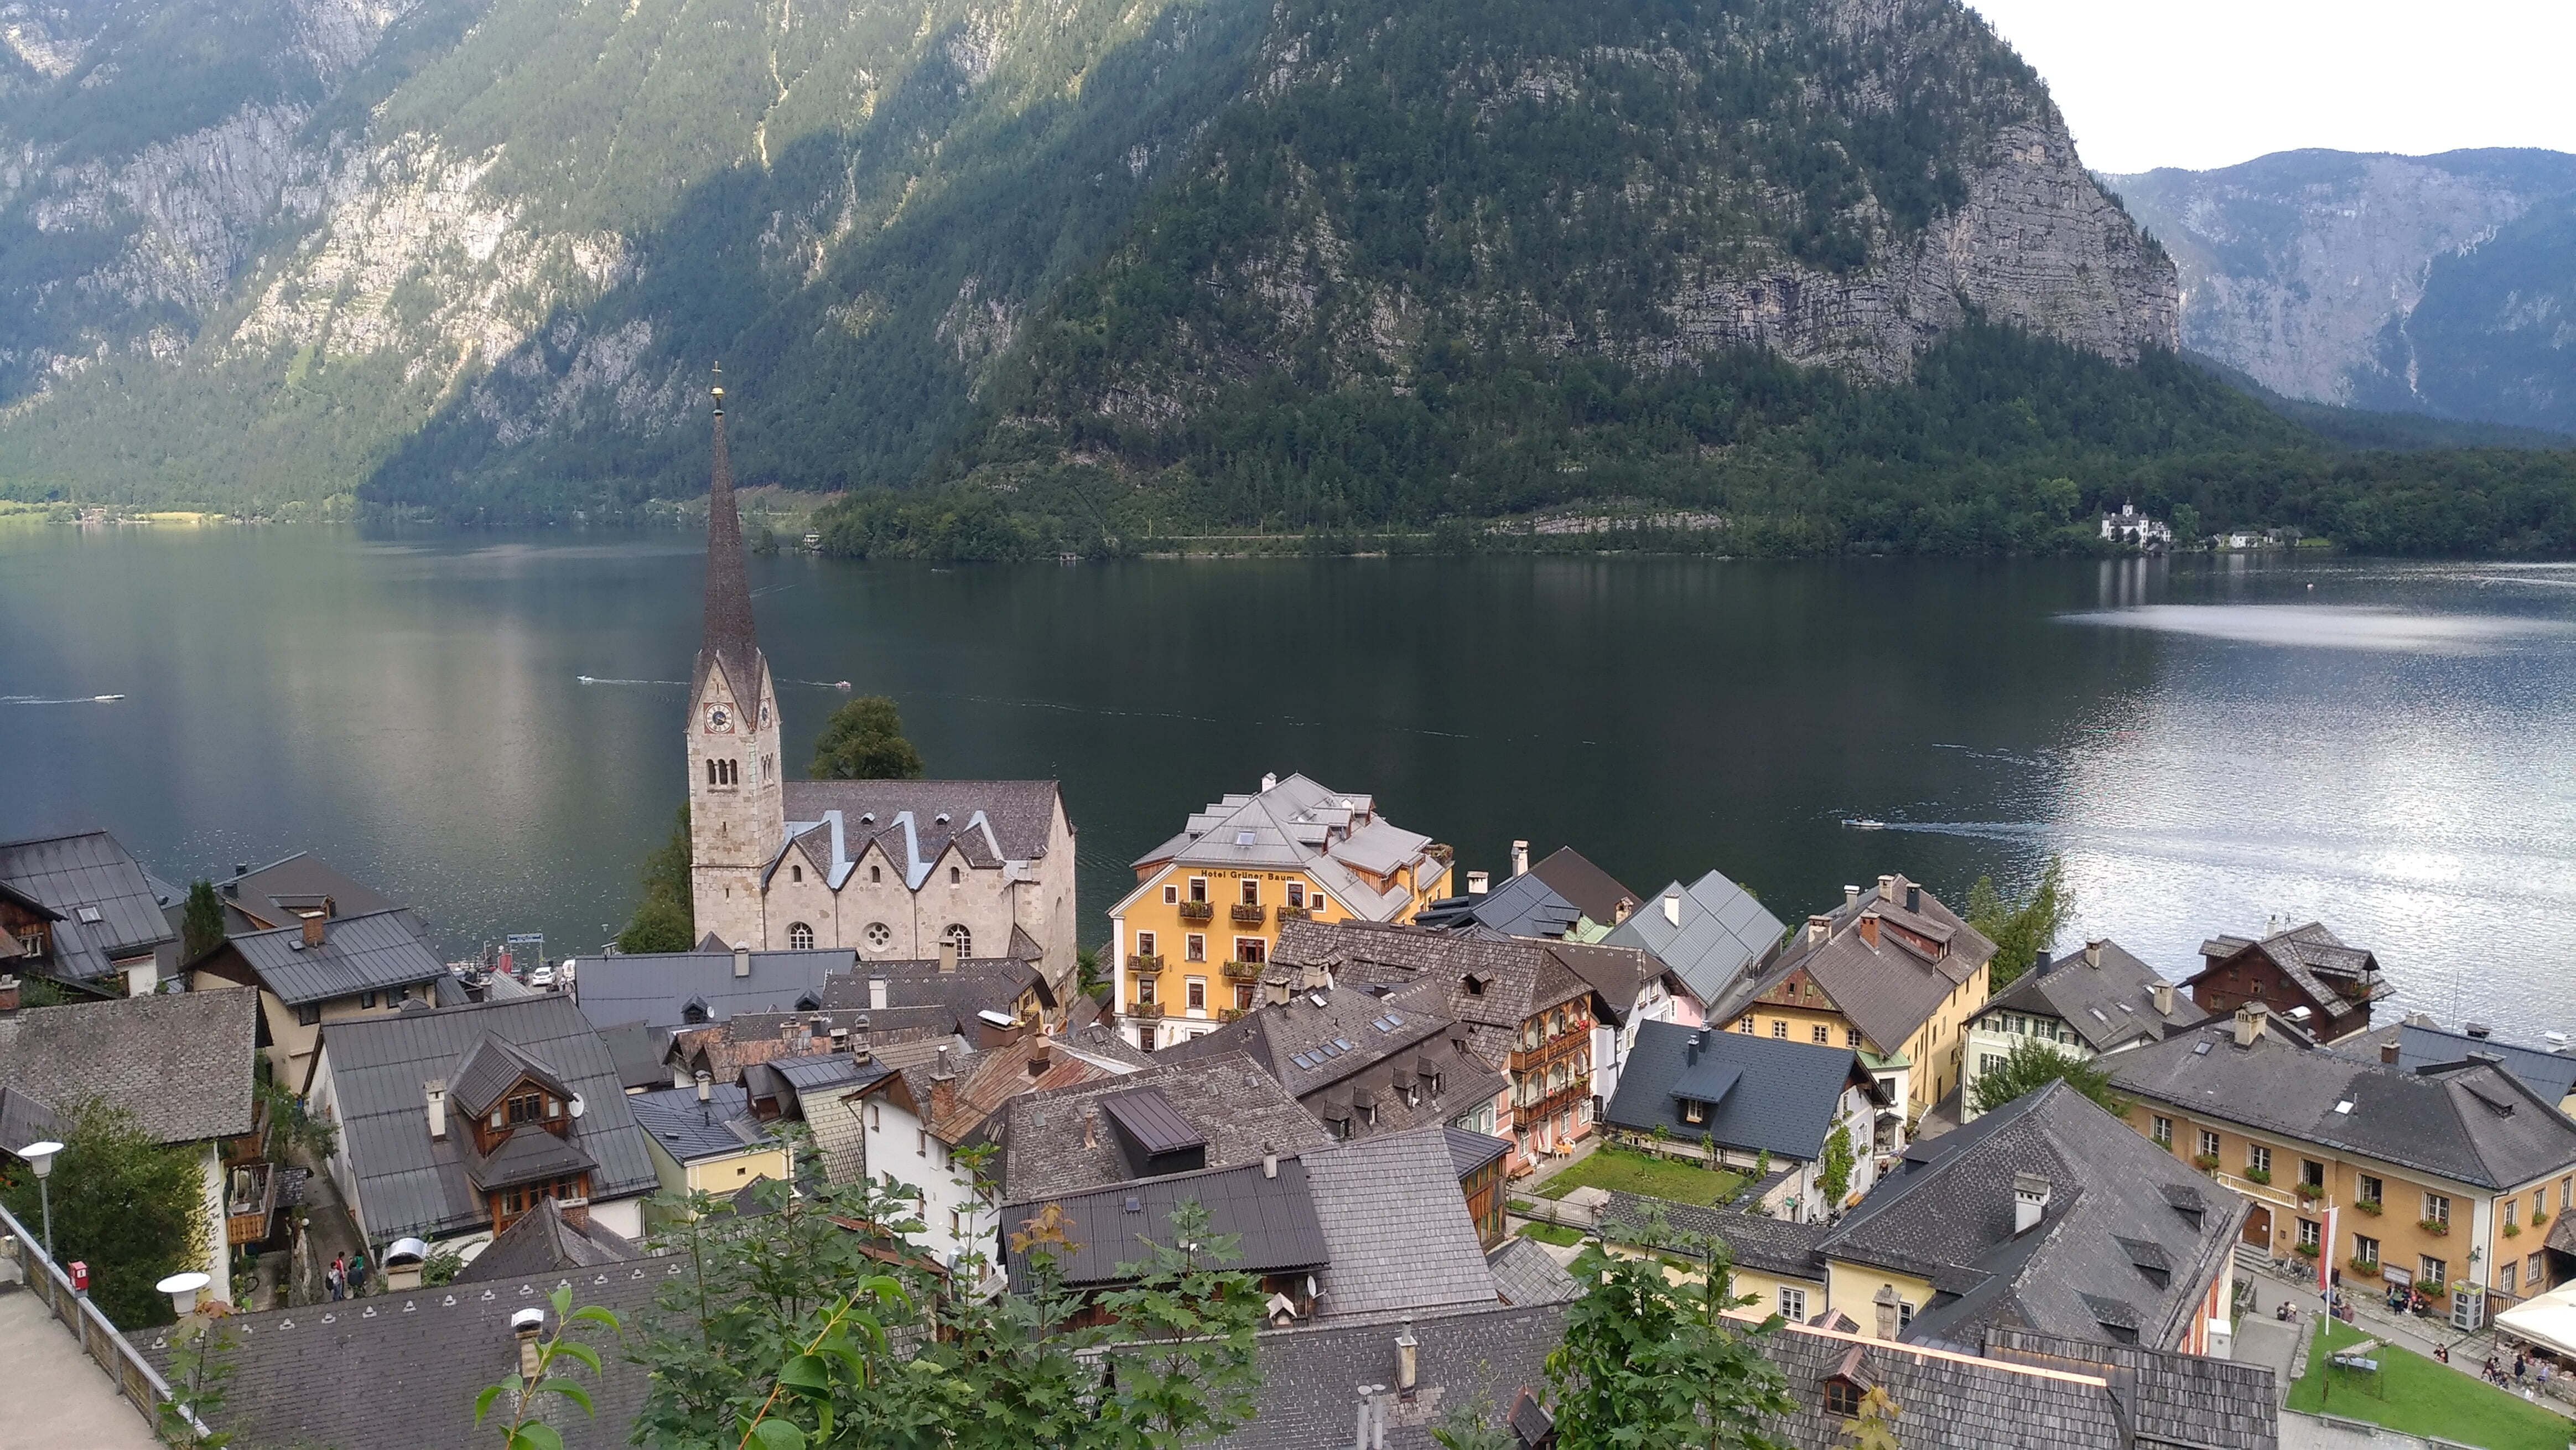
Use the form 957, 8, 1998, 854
349, 1248, 368, 1297
328, 1255, 345, 1302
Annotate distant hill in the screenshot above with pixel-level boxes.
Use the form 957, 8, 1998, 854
2110, 149, 2576, 436
2184, 354, 2576, 453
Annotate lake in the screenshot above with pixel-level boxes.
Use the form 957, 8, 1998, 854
4, 524, 2572, 1031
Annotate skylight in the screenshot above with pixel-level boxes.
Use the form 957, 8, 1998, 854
2334, 1101, 2354, 1115
1236, 830, 1257, 846
2193, 1041, 2213, 1056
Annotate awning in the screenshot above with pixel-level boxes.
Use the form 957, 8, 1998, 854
2494, 1282, 2576, 1358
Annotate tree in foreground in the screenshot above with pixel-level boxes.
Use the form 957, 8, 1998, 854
181, 879, 227, 961
1970, 1039, 2126, 1117
1966, 854, 2073, 988
0, 1100, 207, 1327
1547, 1236, 1793, 1450
616, 804, 695, 953
809, 695, 926, 781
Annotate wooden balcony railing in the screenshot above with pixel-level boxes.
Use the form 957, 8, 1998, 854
1177, 900, 1215, 923
1276, 904, 1310, 923
1129, 1001, 1166, 1020
1230, 903, 1266, 926
1128, 954, 1164, 976
224, 1161, 278, 1246
1222, 959, 1266, 982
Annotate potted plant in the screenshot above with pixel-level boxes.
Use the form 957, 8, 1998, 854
2294, 1181, 2325, 1204
2243, 1166, 2272, 1186
2419, 1217, 2450, 1237
2191, 1152, 2221, 1173
2348, 1255, 2380, 1276
2415, 1277, 2448, 1301
2352, 1197, 2383, 1215
2505, 1220, 2523, 1238
2293, 1241, 2321, 1260
2536, 1207, 2552, 1226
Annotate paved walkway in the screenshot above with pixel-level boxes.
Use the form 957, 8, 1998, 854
0, 1286, 160, 1449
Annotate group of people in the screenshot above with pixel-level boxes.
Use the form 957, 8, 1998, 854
325, 1249, 368, 1301
2478, 1348, 2553, 1394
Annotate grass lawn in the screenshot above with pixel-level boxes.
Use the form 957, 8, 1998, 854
2288, 1316, 2572, 1450
1518, 1221, 1586, 1247
1530, 1145, 1746, 1206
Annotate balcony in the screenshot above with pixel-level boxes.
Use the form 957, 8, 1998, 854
1230, 903, 1266, 926
1222, 959, 1266, 982
224, 1161, 279, 1246
1276, 904, 1310, 923
1129, 1001, 1166, 1020
1128, 954, 1164, 976
1177, 900, 1215, 923
1219, 1007, 1247, 1022
2214, 1171, 2303, 1213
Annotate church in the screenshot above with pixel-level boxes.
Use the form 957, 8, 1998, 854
682, 374, 1080, 997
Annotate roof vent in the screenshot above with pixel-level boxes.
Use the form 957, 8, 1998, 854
1664, 892, 1682, 927
859, 812, 875, 824
1310, 992, 1328, 1009
1509, 841, 1529, 878
2465, 1022, 2493, 1040
934, 813, 951, 826
1261, 773, 1279, 791
2013, 1173, 2052, 1235
1466, 871, 1489, 896
1236, 830, 1256, 847
2549, 1032, 2571, 1054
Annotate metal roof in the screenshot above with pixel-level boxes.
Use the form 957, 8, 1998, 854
467, 1127, 598, 1190
2395, 1021, 2576, 1105
217, 909, 447, 1006
1002, 1156, 1328, 1290
569, 946, 854, 1030
216, 852, 417, 934
628, 1084, 778, 1164
1443, 1126, 1509, 1177
1099, 1086, 1208, 1156
1602, 1020, 1871, 1161
1527, 846, 1643, 928
0, 829, 177, 978
450, 1195, 640, 1284
1412, 872, 1581, 938
448, 1034, 573, 1118
1598, 868, 1786, 1006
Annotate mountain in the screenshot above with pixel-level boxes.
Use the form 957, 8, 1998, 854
2110, 149, 2576, 435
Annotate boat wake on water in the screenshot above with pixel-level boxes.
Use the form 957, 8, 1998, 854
3, 693, 125, 704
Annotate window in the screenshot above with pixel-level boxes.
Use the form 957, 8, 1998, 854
2421, 1255, 2447, 1287
2501, 1261, 2518, 1294
1186, 978, 1206, 1012
1164, 884, 1179, 905
2531, 1252, 2546, 1287
2424, 1193, 2450, 1227
2297, 1219, 2320, 1251
1136, 976, 1155, 1004
14, 929, 40, 957
1185, 934, 1206, 962
2247, 1143, 2271, 1175
949, 866, 960, 885
1811, 1024, 1829, 1044
1311, 894, 1327, 914
2538, 1191, 2550, 1221
1188, 878, 1207, 903
1822, 1380, 1860, 1417
361, 990, 377, 1009
1235, 938, 1266, 964
864, 921, 892, 951
1240, 878, 1260, 905
1779, 1287, 1808, 1320
2507, 1199, 2520, 1228
2302, 1159, 2324, 1190
949, 1209, 963, 1238
791, 863, 803, 883
1980, 1053, 2007, 1077
507, 1091, 545, 1126
870, 864, 882, 884
1135, 931, 1157, 958
869, 1104, 881, 1130
1681, 1099, 1707, 1125
2151, 1115, 2174, 1148
2354, 1235, 2379, 1268
2357, 1173, 2382, 1206
2563, 1177, 2572, 1211
1897, 1302, 1913, 1329
2197, 1130, 2222, 1159
1772, 1021, 1788, 1039
1235, 983, 1256, 1011
788, 921, 814, 950
1286, 882, 1305, 908
1740, 1016, 1757, 1033
1846, 1028, 1863, 1049
943, 924, 972, 956
916, 1129, 928, 1157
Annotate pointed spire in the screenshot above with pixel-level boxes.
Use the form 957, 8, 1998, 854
698, 363, 761, 693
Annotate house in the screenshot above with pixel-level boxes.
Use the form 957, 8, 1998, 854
1109, 773, 1452, 1050
1271, 919, 1612, 1171
2182, 921, 2388, 1044
818, 945, 1065, 1032
1412, 870, 1584, 940
1528, 844, 1644, 931
450, 1193, 642, 1283
1959, 940, 2205, 1122
305, 995, 658, 1254
184, 908, 455, 1085
0, 990, 263, 1305
1600, 1019, 1892, 1221
627, 1080, 791, 1214
1599, 1192, 1834, 1326
0, 828, 182, 995
989, 1050, 1333, 1205
1598, 867, 1787, 1011
1157, 976, 1507, 1143
1550, 938, 1701, 1113
1704, 874, 1997, 1121
567, 942, 855, 1034
679, 395, 1078, 987
2384, 1016, 2576, 1112
2111, 1003, 2576, 1317
198, 852, 428, 941
2098, 501, 2174, 550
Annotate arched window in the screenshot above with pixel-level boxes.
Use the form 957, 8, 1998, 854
943, 924, 972, 957
787, 921, 815, 950
949, 866, 961, 885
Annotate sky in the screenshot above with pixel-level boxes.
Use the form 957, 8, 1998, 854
1965, 0, 2576, 175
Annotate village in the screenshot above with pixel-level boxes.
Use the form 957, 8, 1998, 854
3, 410, 2571, 1450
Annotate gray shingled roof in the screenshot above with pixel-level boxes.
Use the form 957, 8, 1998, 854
138, 1254, 680, 1449
1160, 978, 1504, 1141
1597, 1192, 1832, 1282
1983, 1328, 2279, 1450
215, 851, 421, 936
1982, 940, 2204, 1054
1445, 1126, 1509, 1177
1755, 1320, 2132, 1449
1271, 919, 1598, 1050
627, 1083, 777, 1164
569, 946, 854, 1029
1821, 1083, 2244, 1353
1209, 1300, 1571, 1450
780, 778, 1063, 864
0, 989, 258, 1143
819, 955, 1051, 1025
1706, 876, 1996, 1056
212, 909, 449, 1006
1598, 868, 1787, 1006
1603, 1019, 1878, 1161
994, 1050, 1333, 1203
451, 1195, 641, 1283
0, 829, 177, 979
1483, 1235, 1581, 1308
1528, 846, 1642, 928
1001, 1156, 1328, 1291
2394, 1021, 2576, 1105
2190, 921, 2388, 1019
1305, 1126, 1500, 1322
2110, 1018, 2576, 1191
316, 995, 658, 1242
0, 1083, 67, 1156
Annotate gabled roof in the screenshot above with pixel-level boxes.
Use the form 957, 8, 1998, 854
0, 829, 178, 978
1271, 919, 1599, 1041
2110, 1018, 2576, 1190
1304, 1125, 1502, 1322
1753, 1318, 2142, 1450
206, 909, 449, 1006
1597, 867, 1788, 1005
448, 1034, 574, 1118
0, 988, 258, 1143
818, 955, 1052, 1026
214, 852, 420, 936
569, 945, 854, 1029
1413, 872, 1582, 939
1209, 1299, 1572, 1450
1603, 1019, 1881, 1161
466, 1125, 598, 1190
2392, 1021, 2576, 1105
1124, 774, 1441, 922
1000, 1156, 1328, 1291
595, 1019, 674, 1092
1484, 1234, 1582, 1308
1597, 1192, 1831, 1282
932, 1022, 1147, 1145
2188, 921, 2388, 1020
453, 1195, 642, 1283
1709, 875, 1995, 1054
628, 1083, 780, 1164
0, 1083, 68, 1156
1160, 977, 1504, 1141
777, 779, 1064, 886
1982, 940, 2204, 1053
316, 995, 657, 1241
1983, 1328, 2280, 1450
1445, 1126, 1509, 1178
1527, 846, 1643, 928
1548, 939, 1684, 1021
1819, 1083, 2245, 1353
994, 1050, 1333, 1203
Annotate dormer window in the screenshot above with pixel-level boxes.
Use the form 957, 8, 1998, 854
1681, 1099, 1708, 1126
507, 1090, 547, 1126
1823, 1379, 1861, 1417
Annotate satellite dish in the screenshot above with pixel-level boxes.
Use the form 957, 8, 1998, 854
568, 1095, 586, 1120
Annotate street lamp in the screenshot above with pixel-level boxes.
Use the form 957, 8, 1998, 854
157, 1271, 211, 1319
18, 1140, 62, 1259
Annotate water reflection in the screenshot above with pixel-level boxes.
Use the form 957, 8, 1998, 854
2063, 604, 2575, 652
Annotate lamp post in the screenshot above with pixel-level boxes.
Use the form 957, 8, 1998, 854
19, 1139, 63, 1259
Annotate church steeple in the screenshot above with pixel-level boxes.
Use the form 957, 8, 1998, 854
697, 364, 761, 691
686, 364, 785, 951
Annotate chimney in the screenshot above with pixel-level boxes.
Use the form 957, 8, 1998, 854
1027, 1043, 1053, 1078
939, 939, 959, 973
1872, 1285, 1900, 1340
1663, 891, 1681, 927
1904, 883, 1920, 914
2465, 1022, 2493, 1040
1877, 874, 1898, 904
2548, 1032, 2572, 1055
2234, 1003, 2268, 1048
1466, 871, 1490, 896
1268, 975, 1294, 1007
933, 1045, 953, 1079
2151, 981, 2174, 1017
2380, 1038, 2401, 1065
322, 894, 336, 920
512, 1308, 546, 1383
1081, 1104, 1100, 1151
869, 977, 889, 1010
1262, 772, 1278, 792
1394, 1324, 1419, 1397
302, 912, 326, 950
733, 942, 752, 978
2084, 940, 2104, 969
425, 1080, 448, 1140
1807, 914, 1832, 945
1857, 912, 1880, 949
1509, 841, 1529, 878
1685, 1032, 1701, 1066
851, 1018, 872, 1065
1843, 884, 1860, 907
559, 1198, 590, 1230
2013, 1173, 2052, 1235
1263, 1142, 1280, 1179
830, 1026, 849, 1054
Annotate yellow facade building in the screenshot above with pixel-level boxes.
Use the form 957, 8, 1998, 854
630, 1079, 792, 1223
1108, 773, 1450, 1050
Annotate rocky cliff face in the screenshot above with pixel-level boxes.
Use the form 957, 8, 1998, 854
2110, 148, 2576, 431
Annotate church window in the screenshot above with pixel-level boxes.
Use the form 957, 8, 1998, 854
870, 865, 881, 884
949, 866, 960, 885
707, 758, 739, 786
788, 922, 815, 950
791, 864, 803, 883
864, 922, 892, 951
944, 925, 972, 956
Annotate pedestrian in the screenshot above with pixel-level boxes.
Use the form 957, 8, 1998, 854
2435, 1343, 2450, 1365
2541, 1359, 2553, 1391
2516, 1350, 2530, 1382
2485, 1355, 2501, 1383
329, 1253, 346, 1302
350, 1249, 368, 1296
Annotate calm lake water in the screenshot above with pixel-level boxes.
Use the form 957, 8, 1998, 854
4, 525, 2572, 1031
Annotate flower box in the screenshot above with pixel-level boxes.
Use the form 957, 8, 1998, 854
2191, 1153, 2221, 1173
2505, 1220, 2523, 1238
1127, 954, 1164, 976
2294, 1182, 2325, 1203
2536, 1209, 2552, 1226
2348, 1255, 2381, 1276
1275, 904, 1310, 923
2243, 1167, 2273, 1186
2418, 1218, 2450, 1237
1229, 903, 1266, 926
2293, 1241, 2321, 1259
1221, 959, 1265, 982
1177, 900, 1215, 923
2352, 1198, 2382, 1215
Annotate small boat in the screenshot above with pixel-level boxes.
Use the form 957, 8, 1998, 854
1842, 818, 1889, 830
833, 680, 852, 691
92, 695, 124, 702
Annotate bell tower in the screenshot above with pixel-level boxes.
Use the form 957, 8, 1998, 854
687, 366, 784, 949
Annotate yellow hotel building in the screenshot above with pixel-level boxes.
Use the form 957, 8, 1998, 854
1109, 773, 1451, 1050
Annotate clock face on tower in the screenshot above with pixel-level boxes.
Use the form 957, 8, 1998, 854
706, 704, 732, 732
